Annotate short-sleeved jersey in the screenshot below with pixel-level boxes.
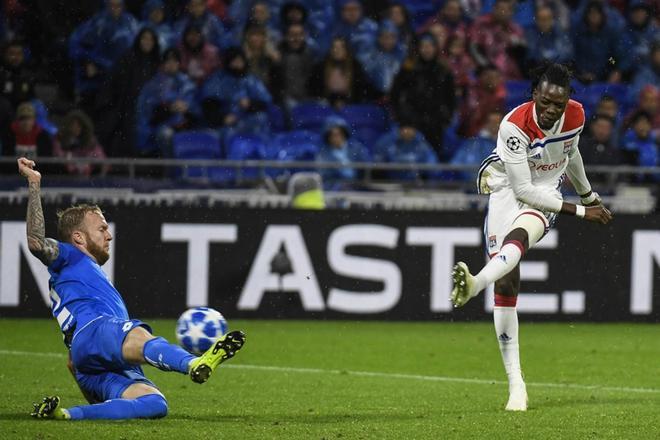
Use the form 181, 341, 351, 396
48, 242, 129, 347
477, 99, 585, 194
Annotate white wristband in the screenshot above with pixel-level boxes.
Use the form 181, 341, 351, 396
575, 205, 586, 218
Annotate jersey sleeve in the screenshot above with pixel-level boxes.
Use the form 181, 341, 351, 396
495, 120, 530, 164
48, 242, 73, 273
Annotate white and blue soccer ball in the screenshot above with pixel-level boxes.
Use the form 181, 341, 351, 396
176, 307, 228, 355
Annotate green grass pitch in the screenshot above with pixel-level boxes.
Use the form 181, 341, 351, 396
1, 318, 659, 439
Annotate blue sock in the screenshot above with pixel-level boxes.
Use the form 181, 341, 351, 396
143, 337, 196, 374
67, 394, 168, 420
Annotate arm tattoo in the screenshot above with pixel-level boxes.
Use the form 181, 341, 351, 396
26, 181, 59, 265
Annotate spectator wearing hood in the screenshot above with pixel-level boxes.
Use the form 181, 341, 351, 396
571, 0, 626, 32
384, 2, 414, 50
572, 1, 624, 83
69, 0, 139, 106
630, 44, 660, 101
96, 27, 162, 157
231, 1, 282, 48
53, 110, 109, 177
135, 48, 197, 157
315, 115, 370, 187
618, 1, 659, 78
199, 47, 273, 135
332, 0, 378, 54
450, 110, 503, 181
373, 120, 438, 181
390, 34, 455, 159
140, 0, 176, 51
308, 36, 378, 107
270, 23, 316, 105
175, 0, 233, 50
419, 0, 468, 42
242, 23, 281, 89
468, 0, 526, 80
179, 24, 221, 85
524, 6, 574, 74
357, 20, 406, 95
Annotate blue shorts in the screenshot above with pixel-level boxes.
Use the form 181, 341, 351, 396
70, 317, 157, 401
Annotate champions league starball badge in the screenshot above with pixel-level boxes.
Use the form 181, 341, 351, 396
506, 136, 522, 151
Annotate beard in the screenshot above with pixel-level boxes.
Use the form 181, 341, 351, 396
85, 234, 110, 266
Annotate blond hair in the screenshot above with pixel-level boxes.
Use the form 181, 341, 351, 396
56, 204, 103, 242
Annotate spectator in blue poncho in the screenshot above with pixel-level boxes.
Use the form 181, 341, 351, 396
199, 47, 272, 135
621, 111, 659, 180
135, 48, 197, 157
332, 0, 377, 54
316, 115, 370, 187
524, 6, 573, 74
618, 2, 659, 78
141, 0, 176, 52
450, 110, 503, 182
373, 118, 438, 181
571, 0, 626, 32
572, 1, 625, 83
69, 0, 139, 105
358, 20, 405, 96
175, 0, 233, 50
630, 44, 660, 101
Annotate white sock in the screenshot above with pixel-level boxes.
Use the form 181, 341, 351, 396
474, 242, 523, 292
494, 306, 524, 387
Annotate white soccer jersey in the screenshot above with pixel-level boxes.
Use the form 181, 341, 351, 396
478, 99, 585, 195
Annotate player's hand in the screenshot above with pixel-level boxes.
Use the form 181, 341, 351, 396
17, 157, 41, 183
584, 205, 612, 224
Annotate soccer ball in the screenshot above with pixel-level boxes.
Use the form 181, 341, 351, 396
176, 307, 228, 355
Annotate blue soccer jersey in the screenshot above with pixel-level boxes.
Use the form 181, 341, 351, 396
48, 242, 129, 347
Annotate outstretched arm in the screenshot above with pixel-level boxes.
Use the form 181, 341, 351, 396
17, 158, 59, 266
566, 139, 601, 205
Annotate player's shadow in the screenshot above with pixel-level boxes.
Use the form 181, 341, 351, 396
168, 411, 423, 425
535, 395, 654, 409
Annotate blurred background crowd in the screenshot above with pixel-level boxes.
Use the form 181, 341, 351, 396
0, 0, 657, 187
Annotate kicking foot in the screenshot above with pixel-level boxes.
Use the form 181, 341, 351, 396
451, 262, 478, 308
31, 396, 70, 420
189, 330, 246, 384
505, 382, 528, 411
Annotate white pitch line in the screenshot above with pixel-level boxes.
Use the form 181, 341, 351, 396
2, 349, 659, 395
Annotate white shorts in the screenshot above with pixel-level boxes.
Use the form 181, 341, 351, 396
484, 187, 558, 256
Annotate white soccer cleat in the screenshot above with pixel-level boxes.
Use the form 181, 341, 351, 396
450, 262, 478, 308
505, 382, 528, 411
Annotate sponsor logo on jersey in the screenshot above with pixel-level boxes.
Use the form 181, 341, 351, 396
528, 157, 567, 172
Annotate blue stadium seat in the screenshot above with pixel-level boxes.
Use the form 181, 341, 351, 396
171, 130, 221, 179
267, 130, 321, 177
290, 102, 336, 131
267, 104, 287, 133
339, 104, 389, 130
210, 134, 267, 182
505, 80, 531, 111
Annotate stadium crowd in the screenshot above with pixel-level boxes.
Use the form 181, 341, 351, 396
0, 0, 657, 185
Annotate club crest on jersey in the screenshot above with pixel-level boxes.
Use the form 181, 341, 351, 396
506, 136, 522, 151
563, 140, 573, 154
488, 235, 497, 249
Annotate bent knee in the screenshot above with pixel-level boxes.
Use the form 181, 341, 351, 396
139, 393, 168, 419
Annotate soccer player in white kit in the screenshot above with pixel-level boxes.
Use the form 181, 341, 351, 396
450, 64, 612, 411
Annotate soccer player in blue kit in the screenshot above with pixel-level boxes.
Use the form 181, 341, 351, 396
18, 157, 246, 421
